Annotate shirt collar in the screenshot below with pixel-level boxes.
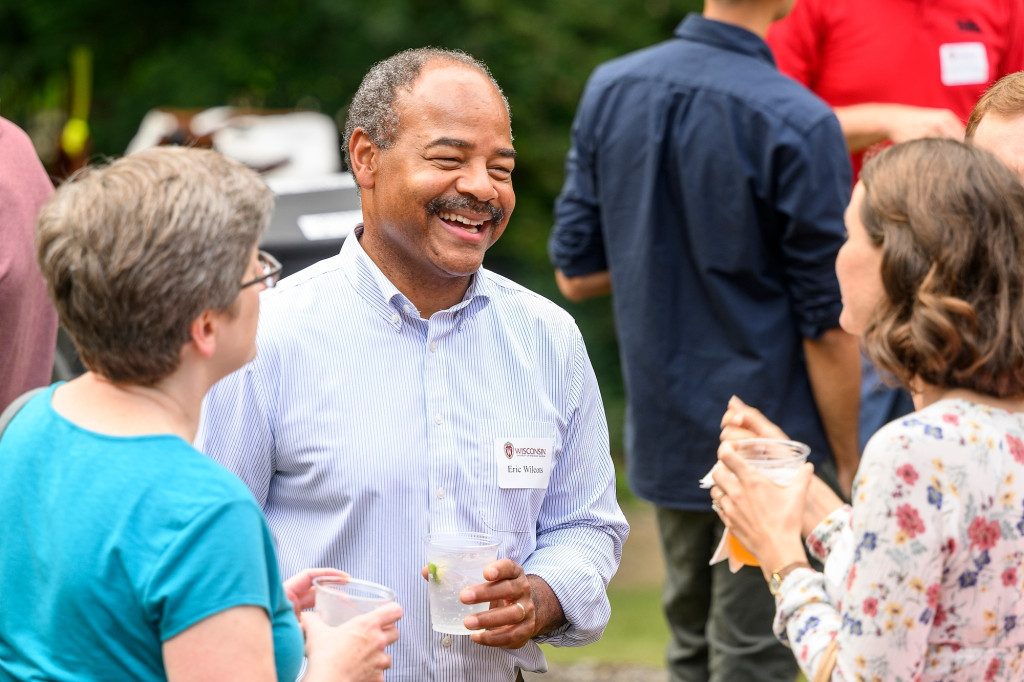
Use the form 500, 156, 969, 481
341, 224, 490, 329
674, 13, 777, 68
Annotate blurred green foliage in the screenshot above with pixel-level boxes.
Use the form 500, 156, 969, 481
0, 0, 702, 464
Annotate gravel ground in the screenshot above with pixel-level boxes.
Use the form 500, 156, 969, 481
522, 663, 668, 682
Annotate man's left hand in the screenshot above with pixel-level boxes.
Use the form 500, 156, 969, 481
461, 559, 561, 649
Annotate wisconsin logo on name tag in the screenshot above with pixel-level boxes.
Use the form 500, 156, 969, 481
495, 437, 553, 489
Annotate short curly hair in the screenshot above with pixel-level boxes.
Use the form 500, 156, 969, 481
36, 146, 273, 386
342, 47, 510, 175
859, 138, 1024, 397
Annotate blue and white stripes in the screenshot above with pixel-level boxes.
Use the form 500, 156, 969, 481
196, 234, 629, 682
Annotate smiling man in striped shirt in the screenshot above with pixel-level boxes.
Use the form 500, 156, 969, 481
197, 47, 629, 682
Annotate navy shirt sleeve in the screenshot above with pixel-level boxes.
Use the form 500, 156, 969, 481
549, 79, 608, 277
774, 115, 851, 340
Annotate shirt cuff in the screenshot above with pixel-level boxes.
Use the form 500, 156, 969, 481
523, 544, 611, 647
772, 566, 824, 646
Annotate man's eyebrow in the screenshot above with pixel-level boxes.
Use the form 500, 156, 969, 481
425, 137, 517, 159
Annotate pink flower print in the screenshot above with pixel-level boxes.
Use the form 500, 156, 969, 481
942, 413, 959, 426
985, 657, 1001, 680
1008, 435, 1024, 465
846, 564, 857, 591
926, 583, 941, 608
896, 504, 926, 538
862, 597, 878, 616
968, 517, 1001, 552
1003, 568, 1018, 587
806, 535, 825, 558
896, 464, 919, 486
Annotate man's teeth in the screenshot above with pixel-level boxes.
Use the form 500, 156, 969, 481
439, 211, 484, 233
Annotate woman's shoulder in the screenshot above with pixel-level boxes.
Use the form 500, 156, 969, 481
863, 398, 1024, 478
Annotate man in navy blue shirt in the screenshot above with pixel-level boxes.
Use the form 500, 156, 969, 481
549, 1, 861, 679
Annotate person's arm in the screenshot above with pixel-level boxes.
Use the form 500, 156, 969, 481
554, 269, 611, 303
549, 80, 609, 300
833, 104, 966, 153
472, 328, 628, 648
803, 328, 861, 499
164, 607, 276, 682
164, 603, 403, 682
774, 430, 945, 681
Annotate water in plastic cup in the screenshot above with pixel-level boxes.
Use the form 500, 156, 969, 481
728, 438, 811, 567
425, 531, 499, 635
313, 576, 396, 626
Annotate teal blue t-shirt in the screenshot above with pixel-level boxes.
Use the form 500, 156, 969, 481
0, 385, 303, 681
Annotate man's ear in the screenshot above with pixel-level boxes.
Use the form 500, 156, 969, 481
188, 309, 219, 359
349, 128, 379, 189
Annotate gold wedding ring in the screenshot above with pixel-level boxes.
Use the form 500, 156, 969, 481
514, 601, 527, 622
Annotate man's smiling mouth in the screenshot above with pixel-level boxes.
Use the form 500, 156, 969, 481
438, 211, 485, 233
427, 195, 504, 234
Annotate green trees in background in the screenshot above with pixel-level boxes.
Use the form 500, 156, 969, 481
0, 0, 702, 463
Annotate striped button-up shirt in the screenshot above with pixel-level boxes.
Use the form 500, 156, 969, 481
197, 230, 629, 681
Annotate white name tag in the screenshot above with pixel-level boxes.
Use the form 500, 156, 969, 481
495, 437, 553, 489
939, 42, 989, 86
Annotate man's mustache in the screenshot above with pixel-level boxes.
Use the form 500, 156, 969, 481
426, 195, 505, 225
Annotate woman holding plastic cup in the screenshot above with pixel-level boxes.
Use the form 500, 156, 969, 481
711, 139, 1024, 681
0, 147, 400, 682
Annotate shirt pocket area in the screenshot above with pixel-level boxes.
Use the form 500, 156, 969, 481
477, 419, 557, 534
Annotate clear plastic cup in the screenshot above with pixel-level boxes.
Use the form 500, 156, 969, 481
728, 438, 811, 566
313, 576, 396, 626
424, 531, 499, 635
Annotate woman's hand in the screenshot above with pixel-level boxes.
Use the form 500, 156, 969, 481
719, 395, 788, 442
302, 602, 403, 682
719, 395, 844, 537
283, 568, 348, 621
710, 441, 811, 580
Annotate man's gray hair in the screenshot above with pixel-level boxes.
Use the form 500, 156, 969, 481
342, 47, 511, 173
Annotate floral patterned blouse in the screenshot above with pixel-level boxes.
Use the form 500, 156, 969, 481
774, 399, 1024, 681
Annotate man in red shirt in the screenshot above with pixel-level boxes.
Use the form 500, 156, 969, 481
768, 0, 1024, 177
768, 0, 1024, 450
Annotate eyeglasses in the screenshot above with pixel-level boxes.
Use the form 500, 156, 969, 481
239, 250, 283, 290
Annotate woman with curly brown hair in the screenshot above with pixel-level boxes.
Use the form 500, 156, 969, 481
711, 138, 1024, 681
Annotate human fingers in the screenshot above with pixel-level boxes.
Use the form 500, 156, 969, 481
301, 611, 396, 682
284, 567, 348, 615
719, 396, 788, 439
364, 601, 404, 634
460, 559, 526, 605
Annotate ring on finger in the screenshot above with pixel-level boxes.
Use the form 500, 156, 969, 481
513, 601, 527, 622
711, 500, 722, 514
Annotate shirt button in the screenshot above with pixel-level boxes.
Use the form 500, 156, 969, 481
441, 635, 452, 647
429, 341, 438, 353
404, 304, 412, 313
434, 413, 443, 425
390, 313, 400, 324
437, 488, 446, 499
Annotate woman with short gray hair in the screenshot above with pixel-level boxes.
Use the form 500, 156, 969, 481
0, 146, 401, 682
